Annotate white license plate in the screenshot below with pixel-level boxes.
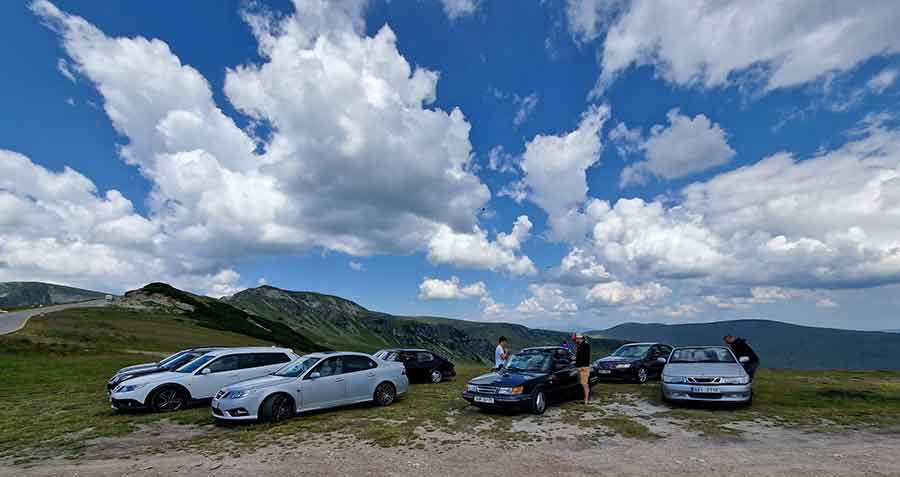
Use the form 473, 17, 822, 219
474, 396, 495, 404
598, 370, 611, 374
691, 386, 720, 393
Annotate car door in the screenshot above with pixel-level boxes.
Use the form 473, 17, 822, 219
193, 354, 242, 398
238, 352, 293, 381
549, 351, 578, 401
342, 355, 378, 402
300, 356, 347, 410
399, 352, 423, 381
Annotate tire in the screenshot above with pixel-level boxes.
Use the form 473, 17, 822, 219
530, 388, 547, 415
259, 393, 295, 423
148, 386, 187, 413
374, 382, 396, 407
635, 367, 648, 384
429, 369, 443, 384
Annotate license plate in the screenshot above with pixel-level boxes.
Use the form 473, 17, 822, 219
691, 386, 719, 393
598, 370, 611, 374
474, 396, 494, 404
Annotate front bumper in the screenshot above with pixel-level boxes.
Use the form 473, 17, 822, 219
593, 367, 639, 380
462, 391, 532, 410
211, 396, 260, 421
110, 398, 146, 410
662, 383, 752, 402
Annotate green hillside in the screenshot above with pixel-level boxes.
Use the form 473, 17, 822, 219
224, 285, 627, 363
0, 281, 106, 308
118, 283, 325, 353
590, 319, 900, 370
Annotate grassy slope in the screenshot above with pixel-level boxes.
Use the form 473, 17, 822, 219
591, 319, 900, 370
0, 281, 106, 308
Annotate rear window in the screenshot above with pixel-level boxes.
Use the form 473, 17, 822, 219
344, 356, 377, 372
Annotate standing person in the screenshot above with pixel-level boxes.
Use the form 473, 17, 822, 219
574, 333, 591, 404
724, 335, 760, 381
494, 336, 509, 371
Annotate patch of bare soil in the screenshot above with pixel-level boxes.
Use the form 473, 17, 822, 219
5, 421, 900, 476
83, 420, 214, 460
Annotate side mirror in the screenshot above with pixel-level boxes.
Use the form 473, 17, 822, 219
656, 357, 667, 364
309, 372, 321, 379
739, 356, 750, 363
201, 368, 212, 375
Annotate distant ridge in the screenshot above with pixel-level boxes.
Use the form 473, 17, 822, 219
224, 285, 628, 363
590, 319, 900, 370
0, 281, 106, 308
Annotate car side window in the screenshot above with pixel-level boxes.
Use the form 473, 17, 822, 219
310, 357, 342, 378
646, 346, 660, 358
416, 352, 433, 363
240, 352, 291, 369
205, 355, 240, 373
343, 356, 377, 373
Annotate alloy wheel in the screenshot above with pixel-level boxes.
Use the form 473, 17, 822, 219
154, 389, 184, 411
637, 368, 648, 383
534, 391, 546, 414
376, 383, 395, 406
430, 369, 442, 384
272, 395, 293, 422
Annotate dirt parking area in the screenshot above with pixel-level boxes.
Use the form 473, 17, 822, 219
5, 403, 900, 477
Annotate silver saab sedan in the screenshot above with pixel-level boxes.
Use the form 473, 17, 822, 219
211, 351, 408, 422
660, 346, 752, 405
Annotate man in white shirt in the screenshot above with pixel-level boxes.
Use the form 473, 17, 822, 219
494, 336, 509, 371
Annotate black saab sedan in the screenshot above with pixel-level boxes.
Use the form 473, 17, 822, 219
373, 348, 456, 383
462, 346, 580, 414
593, 342, 673, 383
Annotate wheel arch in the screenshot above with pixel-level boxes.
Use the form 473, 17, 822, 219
258, 391, 295, 415
144, 383, 192, 406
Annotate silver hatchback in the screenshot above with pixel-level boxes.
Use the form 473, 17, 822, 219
660, 346, 752, 404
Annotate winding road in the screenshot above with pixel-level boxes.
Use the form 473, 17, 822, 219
0, 300, 108, 335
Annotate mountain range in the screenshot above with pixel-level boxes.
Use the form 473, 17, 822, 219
591, 320, 900, 370
0, 281, 107, 308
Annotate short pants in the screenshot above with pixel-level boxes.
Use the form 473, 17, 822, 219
578, 367, 590, 385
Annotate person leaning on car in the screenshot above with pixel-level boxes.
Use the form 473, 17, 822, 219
724, 335, 760, 381
574, 333, 591, 404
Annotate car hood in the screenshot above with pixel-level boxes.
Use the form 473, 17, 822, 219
594, 356, 640, 365
664, 362, 746, 377
117, 371, 181, 386
221, 374, 294, 393
116, 362, 160, 375
111, 366, 165, 383
469, 370, 545, 387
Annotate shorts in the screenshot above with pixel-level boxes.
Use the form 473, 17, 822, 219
578, 367, 590, 385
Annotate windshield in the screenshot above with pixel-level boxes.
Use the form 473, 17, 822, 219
274, 356, 321, 377
505, 352, 552, 373
160, 352, 202, 369
669, 348, 736, 364
158, 350, 189, 367
175, 354, 215, 373
612, 345, 651, 358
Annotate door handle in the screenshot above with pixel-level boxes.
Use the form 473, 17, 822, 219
366, 373, 375, 377
335, 378, 345, 382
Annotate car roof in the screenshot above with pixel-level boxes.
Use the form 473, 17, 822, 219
621, 342, 663, 346
300, 351, 375, 360
672, 345, 730, 350
205, 346, 294, 357
377, 348, 430, 353
521, 346, 567, 352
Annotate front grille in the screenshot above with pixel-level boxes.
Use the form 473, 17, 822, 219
687, 377, 723, 385
688, 392, 722, 399
215, 390, 226, 400
474, 385, 498, 394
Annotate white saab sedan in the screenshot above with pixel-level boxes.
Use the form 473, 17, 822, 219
660, 346, 753, 405
109, 347, 298, 412
211, 351, 408, 422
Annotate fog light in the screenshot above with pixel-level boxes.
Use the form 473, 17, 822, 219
228, 408, 249, 417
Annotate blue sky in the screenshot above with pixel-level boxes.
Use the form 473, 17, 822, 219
2, 0, 899, 331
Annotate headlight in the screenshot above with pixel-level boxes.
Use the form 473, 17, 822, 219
466, 384, 477, 392
615, 363, 632, 369
114, 383, 146, 393
720, 376, 749, 385
662, 375, 685, 384
225, 389, 255, 399
498, 386, 524, 395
